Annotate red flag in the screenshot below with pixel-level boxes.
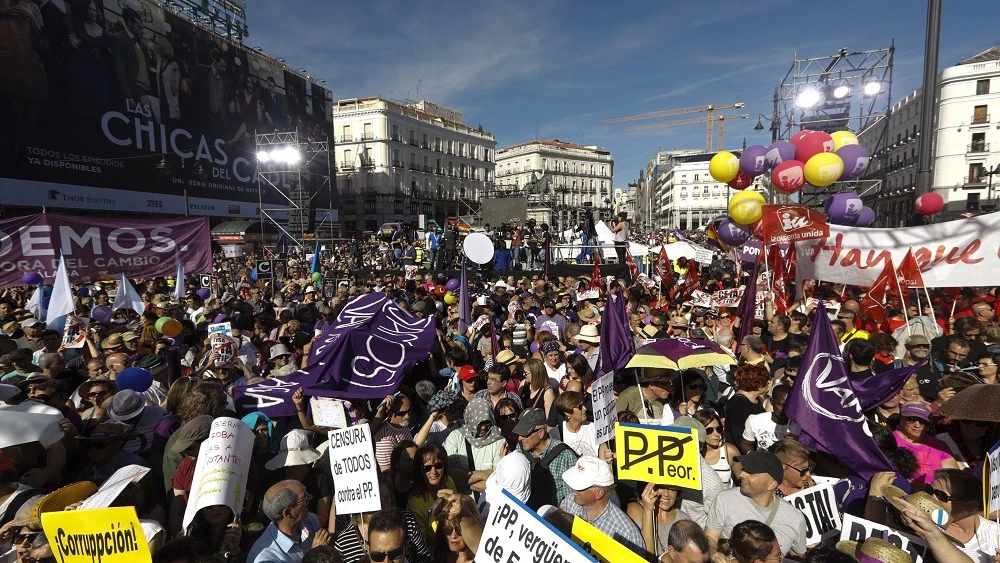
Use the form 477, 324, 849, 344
860, 256, 898, 323
590, 254, 602, 292
769, 245, 790, 315
682, 260, 700, 298
783, 245, 797, 281
895, 248, 924, 297
624, 246, 641, 281
758, 204, 830, 245
655, 247, 672, 287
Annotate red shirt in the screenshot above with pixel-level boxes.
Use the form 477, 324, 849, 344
172, 456, 196, 500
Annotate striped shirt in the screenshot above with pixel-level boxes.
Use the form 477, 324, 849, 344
333, 511, 432, 563
372, 423, 412, 469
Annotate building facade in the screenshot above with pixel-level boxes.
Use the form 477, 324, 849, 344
857, 89, 922, 227
494, 140, 614, 228
332, 98, 496, 233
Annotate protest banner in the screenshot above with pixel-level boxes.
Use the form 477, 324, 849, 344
41, 507, 151, 563
686, 290, 712, 308
759, 205, 830, 246
79, 465, 150, 510
987, 440, 1000, 516
795, 213, 1000, 289
839, 514, 934, 563
477, 489, 595, 563
181, 417, 255, 530
695, 248, 714, 266
62, 314, 89, 349
256, 259, 273, 278
208, 322, 233, 336
590, 373, 617, 446
784, 481, 842, 545
713, 288, 743, 307
199, 274, 213, 289
310, 397, 349, 429
328, 424, 381, 515
540, 506, 645, 563
615, 423, 701, 490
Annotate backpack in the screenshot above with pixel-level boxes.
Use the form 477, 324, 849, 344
527, 442, 578, 510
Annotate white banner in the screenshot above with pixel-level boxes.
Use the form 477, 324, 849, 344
713, 288, 743, 307
839, 514, 934, 563
785, 482, 842, 545
182, 417, 255, 530
327, 425, 381, 515
988, 440, 1000, 515
795, 214, 1000, 289
476, 489, 595, 563
591, 373, 617, 446
79, 465, 150, 510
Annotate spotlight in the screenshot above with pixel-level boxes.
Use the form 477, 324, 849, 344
863, 82, 882, 97
833, 84, 851, 99
257, 151, 271, 162
795, 87, 822, 109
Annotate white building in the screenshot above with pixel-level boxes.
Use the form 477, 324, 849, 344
332, 98, 496, 233
857, 89, 922, 227
495, 139, 614, 228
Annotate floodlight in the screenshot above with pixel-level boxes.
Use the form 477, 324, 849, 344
863, 82, 882, 97
833, 84, 851, 99
795, 88, 822, 108
257, 151, 271, 162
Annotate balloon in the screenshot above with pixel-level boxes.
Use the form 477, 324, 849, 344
727, 171, 755, 190
803, 153, 844, 187
855, 206, 876, 227
116, 367, 153, 392
443, 291, 458, 305
717, 219, 751, 247
445, 278, 460, 292
463, 233, 495, 265
196, 288, 211, 300
728, 190, 766, 225
161, 318, 182, 337
155, 316, 171, 333
21, 272, 42, 285
795, 131, 835, 163
764, 141, 797, 169
772, 160, 807, 194
790, 130, 815, 146
311, 272, 322, 282
77, 287, 90, 297
825, 192, 864, 225
739, 145, 769, 177
434, 285, 447, 297
830, 130, 860, 151
836, 144, 871, 181
708, 151, 740, 183
214, 314, 230, 324
92, 305, 113, 323
916, 192, 944, 216
751, 219, 765, 241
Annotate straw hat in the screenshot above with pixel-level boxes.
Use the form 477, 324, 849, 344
882, 485, 952, 528
577, 325, 600, 344
0, 481, 98, 540
100, 333, 124, 350
836, 537, 913, 563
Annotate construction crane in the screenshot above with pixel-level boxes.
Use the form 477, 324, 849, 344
600, 102, 746, 152
619, 114, 750, 151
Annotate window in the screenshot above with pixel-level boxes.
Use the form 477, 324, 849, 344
363, 147, 373, 166
601, 166, 606, 176
971, 132, 986, 151
692, 186, 700, 198
391, 125, 400, 140
693, 174, 699, 182
977, 79, 990, 95
422, 133, 428, 147
703, 186, 709, 197
970, 163, 985, 183
343, 149, 352, 166
344, 202, 356, 214
342, 125, 351, 140
680, 187, 687, 199
365, 200, 377, 214
973, 105, 988, 124
967, 192, 981, 211
363, 122, 373, 139
542, 158, 547, 170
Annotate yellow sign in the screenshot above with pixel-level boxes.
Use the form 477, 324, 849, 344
570, 513, 647, 563
615, 422, 701, 490
41, 507, 152, 563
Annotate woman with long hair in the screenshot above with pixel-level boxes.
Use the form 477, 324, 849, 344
725, 364, 770, 450
628, 482, 691, 558
693, 410, 740, 486
430, 493, 482, 562
563, 353, 594, 393
924, 469, 1000, 562
519, 359, 555, 419
407, 442, 457, 544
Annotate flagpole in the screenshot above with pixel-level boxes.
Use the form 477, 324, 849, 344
892, 260, 912, 338
923, 287, 937, 329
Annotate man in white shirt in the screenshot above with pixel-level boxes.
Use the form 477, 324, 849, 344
741, 384, 799, 452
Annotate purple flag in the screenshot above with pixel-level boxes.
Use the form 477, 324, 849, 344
275, 231, 292, 255
458, 259, 472, 335
786, 302, 895, 480
233, 293, 436, 415
854, 360, 926, 412
599, 289, 635, 376
734, 257, 760, 339
490, 318, 501, 359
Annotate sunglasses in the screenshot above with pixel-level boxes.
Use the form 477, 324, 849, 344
925, 485, 955, 503
784, 462, 814, 477
392, 409, 410, 417
422, 462, 444, 473
369, 546, 406, 563
14, 531, 40, 545
687, 383, 706, 391
705, 426, 723, 435
498, 412, 518, 421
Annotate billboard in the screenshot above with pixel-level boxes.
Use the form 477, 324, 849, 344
0, 0, 332, 216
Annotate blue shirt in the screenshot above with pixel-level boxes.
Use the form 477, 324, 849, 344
246, 514, 321, 563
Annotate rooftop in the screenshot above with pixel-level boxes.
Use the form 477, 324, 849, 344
332, 97, 494, 140
958, 47, 1000, 65
498, 139, 610, 156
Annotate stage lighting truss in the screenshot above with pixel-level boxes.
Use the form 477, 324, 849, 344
255, 130, 332, 249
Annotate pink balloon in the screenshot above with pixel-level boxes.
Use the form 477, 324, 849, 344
772, 160, 806, 194
915, 193, 944, 216
795, 132, 835, 163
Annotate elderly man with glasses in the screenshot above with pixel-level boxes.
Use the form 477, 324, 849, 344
248, 479, 331, 562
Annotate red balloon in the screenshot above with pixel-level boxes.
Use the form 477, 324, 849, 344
795, 132, 835, 163
751, 219, 765, 240
434, 285, 447, 297
772, 160, 806, 194
728, 171, 755, 190
915, 192, 944, 216
790, 130, 815, 146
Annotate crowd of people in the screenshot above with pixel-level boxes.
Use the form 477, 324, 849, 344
0, 229, 997, 563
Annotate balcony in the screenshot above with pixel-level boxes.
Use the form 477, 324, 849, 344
971, 113, 991, 126
421, 142, 430, 149
964, 176, 986, 186
361, 134, 375, 141
391, 134, 402, 142
968, 143, 989, 153
435, 168, 445, 175
338, 161, 355, 171
392, 160, 404, 168
408, 163, 420, 171
422, 165, 433, 173
408, 139, 419, 147
338, 136, 353, 143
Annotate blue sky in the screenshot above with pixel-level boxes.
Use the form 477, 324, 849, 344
248, 0, 992, 190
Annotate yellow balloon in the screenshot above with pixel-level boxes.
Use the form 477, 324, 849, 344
728, 190, 766, 225
830, 131, 859, 151
444, 291, 458, 305
804, 153, 845, 187
709, 151, 740, 183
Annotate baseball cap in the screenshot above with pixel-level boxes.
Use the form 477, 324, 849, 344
906, 335, 931, 347
562, 456, 615, 490
900, 402, 931, 421
511, 408, 547, 436
735, 450, 784, 483
20, 318, 44, 329
457, 365, 478, 381
543, 300, 556, 309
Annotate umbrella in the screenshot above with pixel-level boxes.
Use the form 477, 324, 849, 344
935, 384, 1000, 422
626, 337, 737, 371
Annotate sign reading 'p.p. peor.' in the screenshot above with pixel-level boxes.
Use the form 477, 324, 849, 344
615, 423, 701, 490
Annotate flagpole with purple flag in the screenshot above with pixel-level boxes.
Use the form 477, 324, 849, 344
458, 258, 472, 335
598, 286, 635, 377
786, 302, 896, 480
734, 257, 760, 340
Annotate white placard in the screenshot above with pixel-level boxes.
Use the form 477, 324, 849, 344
988, 440, 1000, 515
839, 514, 933, 563
713, 288, 743, 307
79, 465, 150, 510
590, 373, 617, 446
784, 482, 842, 545
62, 314, 89, 349
687, 290, 712, 308
476, 489, 594, 563
208, 322, 233, 336
310, 397, 348, 429
182, 417, 255, 530
695, 249, 714, 265
577, 289, 601, 302
328, 425, 381, 515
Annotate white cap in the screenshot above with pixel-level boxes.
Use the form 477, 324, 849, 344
304, 286, 316, 294
561, 456, 614, 490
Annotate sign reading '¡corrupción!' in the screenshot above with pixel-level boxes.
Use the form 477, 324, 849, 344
615, 423, 702, 490
327, 424, 381, 516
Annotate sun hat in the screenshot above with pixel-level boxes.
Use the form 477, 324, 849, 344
77, 377, 118, 399
100, 333, 124, 349
78, 421, 136, 441
170, 415, 215, 453
562, 456, 615, 490
836, 537, 913, 563
642, 325, 660, 339
427, 391, 459, 413
495, 350, 518, 366
577, 325, 600, 344
19, 318, 44, 329
881, 485, 952, 528
121, 331, 139, 342
265, 429, 322, 470
0, 481, 98, 540
268, 343, 292, 360
107, 389, 146, 421
578, 309, 600, 323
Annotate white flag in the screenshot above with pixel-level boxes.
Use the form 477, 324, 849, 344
45, 254, 75, 330
113, 272, 145, 316
173, 258, 185, 302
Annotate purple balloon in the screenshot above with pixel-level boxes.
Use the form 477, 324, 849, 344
92, 305, 113, 323
77, 287, 90, 297
739, 145, 769, 177
836, 144, 870, 181
445, 278, 460, 292
197, 288, 211, 300
116, 368, 153, 392
825, 192, 864, 225
717, 219, 751, 247
764, 141, 797, 169
855, 206, 876, 227
21, 271, 42, 285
